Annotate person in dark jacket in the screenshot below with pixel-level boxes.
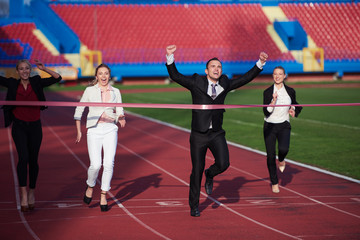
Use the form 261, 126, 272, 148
166, 45, 268, 217
263, 66, 302, 193
0, 59, 61, 212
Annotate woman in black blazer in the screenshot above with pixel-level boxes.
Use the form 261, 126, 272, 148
263, 66, 302, 193
0, 59, 61, 211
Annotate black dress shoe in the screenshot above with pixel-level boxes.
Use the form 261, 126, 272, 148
190, 207, 200, 217
204, 169, 213, 195
100, 204, 109, 212
21, 205, 29, 212
100, 192, 108, 212
83, 195, 92, 205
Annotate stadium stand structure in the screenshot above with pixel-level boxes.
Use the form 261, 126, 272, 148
0, 0, 359, 81
0, 23, 70, 66
50, 4, 295, 63
280, 2, 360, 60
0, 39, 32, 66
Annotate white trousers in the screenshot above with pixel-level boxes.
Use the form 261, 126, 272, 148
86, 122, 118, 191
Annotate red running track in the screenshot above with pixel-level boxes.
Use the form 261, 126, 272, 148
0, 91, 359, 240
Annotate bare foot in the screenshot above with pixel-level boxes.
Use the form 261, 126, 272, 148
28, 188, 35, 210
85, 186, 93, 198
20, 187, 28, 206
279, 161, 286, 172
20, 187, 28, 212
272, 184, 280, 193
100, 191, 107, 205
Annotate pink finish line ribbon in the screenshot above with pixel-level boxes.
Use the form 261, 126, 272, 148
1, 101, 360, 109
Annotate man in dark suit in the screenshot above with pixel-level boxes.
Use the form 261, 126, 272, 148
165, 45, 268, 217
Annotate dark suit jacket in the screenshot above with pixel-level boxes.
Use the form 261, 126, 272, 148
263, 84, 302, 118
166, 62, 262, 132
0, 75, 62, 127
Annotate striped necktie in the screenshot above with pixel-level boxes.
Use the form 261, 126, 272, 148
211, 83, 217, 99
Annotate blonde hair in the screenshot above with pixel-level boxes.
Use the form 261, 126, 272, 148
16, 59, 32, 71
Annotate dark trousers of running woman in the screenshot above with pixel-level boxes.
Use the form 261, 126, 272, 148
11, 118, 42, 188
189, 128, 229, 209
263, 121, 291, 185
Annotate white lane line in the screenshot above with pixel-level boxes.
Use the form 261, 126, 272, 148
228, 119, 261, 128
227, 141, 360, 184
298, 118, 360, 131
44, 109, 359, 238
227, 119, 297, 136
230, 164, 360, 219
117, 143, 301, 240
45, 124, 171, 240
7, 129, 40, 240
128, 111, 360, 184
127, 112, 360, 218
228, 108, 360, 131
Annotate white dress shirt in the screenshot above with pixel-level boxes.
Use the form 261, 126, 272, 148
207, 79, 224, 98
265, 85, 292, 123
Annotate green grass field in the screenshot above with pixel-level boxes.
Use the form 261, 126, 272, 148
47, 81, 360, 179
113, 83, 360, 180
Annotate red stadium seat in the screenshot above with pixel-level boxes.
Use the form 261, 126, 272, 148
0, 23, 70, 65
279, 2, 360, 60
51, 3, 293, 64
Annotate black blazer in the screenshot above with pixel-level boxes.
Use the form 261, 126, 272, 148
263, 84, 302, 118
166, 62, 262, 132
0, 74, 62, 127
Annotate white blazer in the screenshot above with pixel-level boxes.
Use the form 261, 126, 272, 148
74, 84, 124, 128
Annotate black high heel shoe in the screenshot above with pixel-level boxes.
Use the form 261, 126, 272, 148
83, 186, 93, 205
21, 205, 29, 212
100, 192, 108, 212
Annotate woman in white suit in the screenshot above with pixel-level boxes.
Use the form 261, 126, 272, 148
74, 63, 126, 212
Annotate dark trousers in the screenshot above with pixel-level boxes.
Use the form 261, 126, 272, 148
189, 129, 229, 209
263, 121, 291, 185
11, 118, 42, 188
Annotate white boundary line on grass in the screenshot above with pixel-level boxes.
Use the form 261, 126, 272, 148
127, 112, 360, 220
128, 111, 360, 184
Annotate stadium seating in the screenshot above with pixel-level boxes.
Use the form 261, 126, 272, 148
51, 3, 294, 64
0, 41, 24, 57
0, 39, 32, 65
280, 2, 360, 60
0, 23, 70, 66
2, 2, 358, 67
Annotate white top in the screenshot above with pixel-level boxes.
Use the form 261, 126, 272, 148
264, 85, 292, 123
74, 84, 124, 128
207, 79, 224, 98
